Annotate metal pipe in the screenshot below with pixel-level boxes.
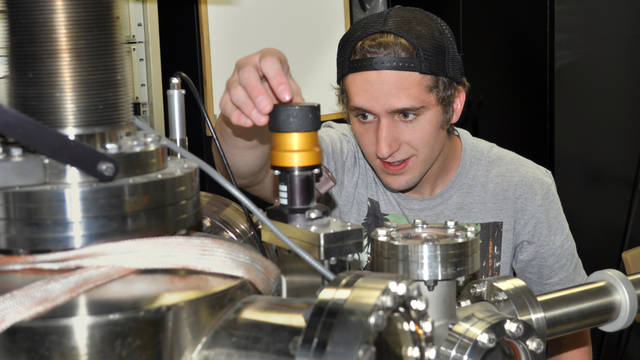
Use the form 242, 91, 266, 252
537, 281, 618, 338
537, 270, 639, 338
167, 77, 188, 150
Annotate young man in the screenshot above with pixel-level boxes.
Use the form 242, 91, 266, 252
215, 6, 591, 359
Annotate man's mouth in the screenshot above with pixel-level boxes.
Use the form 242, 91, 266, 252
381, 158, 409, 172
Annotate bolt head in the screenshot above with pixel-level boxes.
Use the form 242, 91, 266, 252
445, 219, 457, 229
504, 319, 524, 338
526, 337, 545, 354
97, 161, 116, 177
104, 143, 119, 153
477, 330, 497, 349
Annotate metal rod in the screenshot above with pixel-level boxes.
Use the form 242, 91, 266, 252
537, 281, 618, 338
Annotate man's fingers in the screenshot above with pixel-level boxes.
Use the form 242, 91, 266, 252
260, 54, 293, 103
220, 92, 254, 127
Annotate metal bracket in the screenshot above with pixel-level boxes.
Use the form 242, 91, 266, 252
0, 104, 118, 181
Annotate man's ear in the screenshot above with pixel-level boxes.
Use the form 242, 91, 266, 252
449, 87, 467, 125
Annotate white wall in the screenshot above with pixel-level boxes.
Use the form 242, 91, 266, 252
207, 0, 346, 116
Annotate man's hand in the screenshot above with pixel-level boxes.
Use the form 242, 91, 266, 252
219, 48, 304, 128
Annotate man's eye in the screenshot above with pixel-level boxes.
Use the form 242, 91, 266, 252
355, 112, 374, 122
399, 112, 416, 121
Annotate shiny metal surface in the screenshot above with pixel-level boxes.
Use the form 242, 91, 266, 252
537, 281, 617, 338
262, 215, 363, 261
460, 276, 547, 339
0, 157, 200, 251
0, 271, 257, 360
199, 191, 257, 245
45, 133, 167, 184
441, 301, 544, 360
193, 295, 313, 359
0, 150, 45, 188
167, 77, 188, 149
5, 0, 132, 133
297, 272, 433, 359
372, 220, 480, 281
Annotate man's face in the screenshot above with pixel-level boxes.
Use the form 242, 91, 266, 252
344, 70, 462, 197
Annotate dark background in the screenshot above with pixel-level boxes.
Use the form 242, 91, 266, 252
157, 1, 640, 358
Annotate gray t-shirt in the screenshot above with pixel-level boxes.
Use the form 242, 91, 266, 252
318, 121, 586, 294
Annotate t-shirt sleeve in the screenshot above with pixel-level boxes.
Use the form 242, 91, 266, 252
511, 170, 587, 294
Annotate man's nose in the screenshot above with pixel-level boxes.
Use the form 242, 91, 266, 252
376, 119, 399, 160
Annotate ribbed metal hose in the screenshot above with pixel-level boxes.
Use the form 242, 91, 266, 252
5, 0, 132, 133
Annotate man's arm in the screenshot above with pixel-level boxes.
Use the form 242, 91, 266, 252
213, 48, 304, 202
547, 330, 592, 359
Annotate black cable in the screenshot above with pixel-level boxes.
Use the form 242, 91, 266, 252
172, 71, 267, 257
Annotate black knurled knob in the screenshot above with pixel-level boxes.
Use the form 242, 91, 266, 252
269, 103, 321, 133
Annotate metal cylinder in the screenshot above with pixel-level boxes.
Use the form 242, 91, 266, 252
167, 77, 188, 150
5, 0, 132, 133
537, 269, 638, 338
537, 281, 618, 338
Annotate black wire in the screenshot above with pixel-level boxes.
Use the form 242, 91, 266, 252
172, 71, 267, 257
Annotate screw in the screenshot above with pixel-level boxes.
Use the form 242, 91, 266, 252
312, 168, 321, 175
412, 218, 424, 228
329, 257, 337, 265
273, 169, 281, 176
526, 337, 545, 354
504, 319, 524, 338
477, 330, 497, 349
97, 161, 116, 177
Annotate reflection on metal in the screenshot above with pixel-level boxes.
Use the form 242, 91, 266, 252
5, 0, 132, 134
0, 157, 200, 252
371, 219, 480, 281
199, 191, 257, 245
0, 271, 256, 359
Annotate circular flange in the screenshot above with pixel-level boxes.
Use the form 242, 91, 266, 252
0, 157, 200, 252
371, 220, 480, 280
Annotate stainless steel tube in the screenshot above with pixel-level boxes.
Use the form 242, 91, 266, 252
537, 281, 618, 338
167, 77, 188, 150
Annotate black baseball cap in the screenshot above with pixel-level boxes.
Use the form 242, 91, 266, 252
336, 6, 464, 84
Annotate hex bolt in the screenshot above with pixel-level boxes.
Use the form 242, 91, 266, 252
410, 298, 427, 312
412, 218, 424, 228
477, 330, 497, 349
305, 208, 323, 220
466, 225, 478, 236
312, 168, 321, 175
445, 219, 457, 229
526, 337, 545, 354
273, 169, 281, 176
504, 319, 524, 338
470, 283, 486, 297
425, 345, 438, 359
329, 257, 337, 265
97, 161, 116, 177
104, 142, 119, 153
375, 227, 389, 238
